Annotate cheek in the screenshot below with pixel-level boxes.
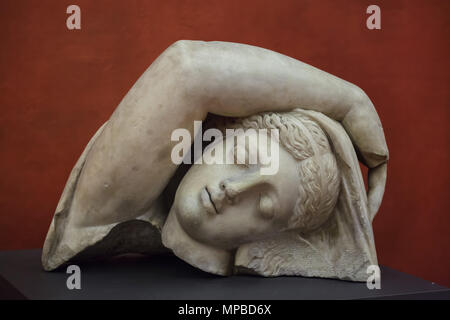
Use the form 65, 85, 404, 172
176, 195, 203, 232
195, 199, 280, 248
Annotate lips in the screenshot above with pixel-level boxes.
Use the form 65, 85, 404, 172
201, 186, 219, 214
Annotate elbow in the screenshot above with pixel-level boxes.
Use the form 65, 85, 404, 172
160, 40, 214, 103
165, 40, 193, 63
161, 40, 200, 82
152, 40, 212, 111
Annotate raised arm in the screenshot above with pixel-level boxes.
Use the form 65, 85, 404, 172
66, 40, 389, 230
180, 40, 387, 163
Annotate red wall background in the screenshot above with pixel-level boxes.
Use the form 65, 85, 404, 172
0, 0, 449, 286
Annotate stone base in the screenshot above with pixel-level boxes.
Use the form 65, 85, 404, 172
0, 249, 448, 300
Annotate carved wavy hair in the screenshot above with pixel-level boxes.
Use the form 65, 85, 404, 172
215, 109, 341, 231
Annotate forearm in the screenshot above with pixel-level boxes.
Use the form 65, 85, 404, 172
181, 40, 358, 119
180, 41, 387, 164
367, 162, 387, 221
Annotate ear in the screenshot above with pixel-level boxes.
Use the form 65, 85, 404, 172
234, 111, 378, 281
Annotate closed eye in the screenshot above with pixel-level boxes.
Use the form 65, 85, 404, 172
233, 145, 250, 167
233, 143, 259, 168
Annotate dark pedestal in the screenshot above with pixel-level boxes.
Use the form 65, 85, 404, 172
0, 249, 448, 300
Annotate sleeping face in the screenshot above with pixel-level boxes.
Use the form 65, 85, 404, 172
162, 110, 341, 277
172, 129, 299, 249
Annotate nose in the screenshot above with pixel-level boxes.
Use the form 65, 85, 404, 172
220, 171, 265, 202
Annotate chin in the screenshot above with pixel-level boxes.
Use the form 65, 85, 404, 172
175, 195, 205, 231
